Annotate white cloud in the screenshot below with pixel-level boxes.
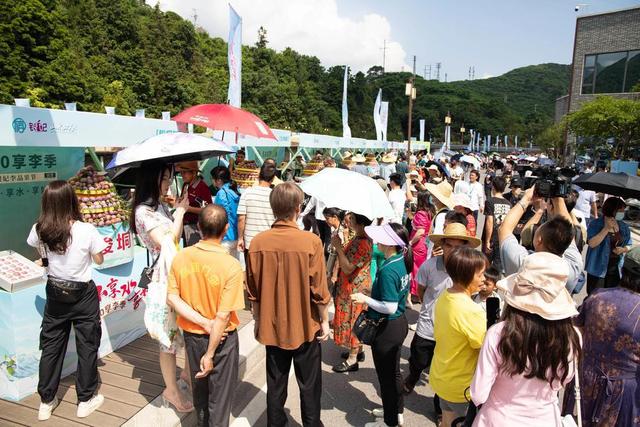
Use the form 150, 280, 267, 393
148, 0, 408, 73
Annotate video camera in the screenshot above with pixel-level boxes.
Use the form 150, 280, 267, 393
523, 167, 576, 198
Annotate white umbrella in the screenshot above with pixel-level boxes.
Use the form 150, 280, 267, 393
299, 168, 394, 220
460, 155, 480, 168
106, 132, 233, 169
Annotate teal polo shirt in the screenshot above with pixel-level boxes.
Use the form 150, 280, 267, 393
367, 252, 410, 321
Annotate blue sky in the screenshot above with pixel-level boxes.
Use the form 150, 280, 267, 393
153, 0, 640, 81
338, 0, 640, 80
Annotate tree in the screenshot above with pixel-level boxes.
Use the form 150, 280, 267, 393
536, 122, 565, 157
102, 80, 137, 115
256, 26, 268, 48
566, 96, 640, 158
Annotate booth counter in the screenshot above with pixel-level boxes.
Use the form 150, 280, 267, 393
0, 247, 148, 401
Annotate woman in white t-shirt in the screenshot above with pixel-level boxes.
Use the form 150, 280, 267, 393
131, 161, 198, 413
27, 181, 107, 421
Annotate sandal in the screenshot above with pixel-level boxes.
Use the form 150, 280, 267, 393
161, 392, 194, 413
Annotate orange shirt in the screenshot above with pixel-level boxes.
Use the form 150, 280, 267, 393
168, 240, 245, 334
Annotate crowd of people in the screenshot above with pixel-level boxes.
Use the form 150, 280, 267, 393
27, 149, 639, 427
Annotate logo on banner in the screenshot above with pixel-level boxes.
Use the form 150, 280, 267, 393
12, 118, 26, 134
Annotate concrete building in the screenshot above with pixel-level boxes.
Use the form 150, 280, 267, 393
556, 6, 640, 158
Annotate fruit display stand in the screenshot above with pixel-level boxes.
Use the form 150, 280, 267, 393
0, 104, 178, 401
69, 166, 134, 269
231, 161, 259, 189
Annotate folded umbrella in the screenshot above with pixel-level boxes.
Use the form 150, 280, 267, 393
573, 172, 640, 199
106, 132, 233, 170
299, 168, 394, 220
172, 104, 277, 140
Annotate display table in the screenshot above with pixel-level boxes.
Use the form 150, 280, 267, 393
0, 247, 148, 401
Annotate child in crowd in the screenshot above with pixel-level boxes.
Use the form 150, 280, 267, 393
473, 266, 503, 313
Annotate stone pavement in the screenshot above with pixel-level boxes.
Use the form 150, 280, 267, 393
233, 308, 438, 427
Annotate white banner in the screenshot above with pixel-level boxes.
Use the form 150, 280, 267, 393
227, 5, 242, 108
342, 66, 351, 139
373, 89, 382, 141
380, 101, 389, 142
419, 119, 425, 142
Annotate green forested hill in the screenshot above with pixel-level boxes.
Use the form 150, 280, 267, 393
0, 0, 569, 141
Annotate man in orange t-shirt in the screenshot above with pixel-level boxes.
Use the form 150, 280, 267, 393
168, 204, 244, 427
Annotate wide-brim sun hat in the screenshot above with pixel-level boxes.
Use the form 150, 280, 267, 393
351, 154, 367, 163
175, 160, 200, 172
365, 223, 407, 247
343, 151, 353, 159
452, 193, 473, 211
382, 153, 397, 163
428, 222, 481, 248
424, 181, 454, 209
497, 252, 578, 320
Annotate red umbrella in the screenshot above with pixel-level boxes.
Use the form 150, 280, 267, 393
172, 104, 277, 140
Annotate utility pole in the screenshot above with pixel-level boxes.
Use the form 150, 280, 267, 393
468, 67, 471, 80
424, 65, 427, 79
380, 40, 387, 73
407, 55, 417, 153
427, 64, 432, 79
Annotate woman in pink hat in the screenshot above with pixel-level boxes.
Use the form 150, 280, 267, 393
470, 252, 581, 426
351, 222, 412, 427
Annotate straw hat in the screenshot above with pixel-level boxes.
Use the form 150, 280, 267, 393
429, 222, 481, 248
351, 154, 367, 163
424, 181, 454, 209
175, 161, 199, 172
381, 152, 397, 163
452, 193, 473, 211
497, 252, 578, 320
342, 151, 353, 159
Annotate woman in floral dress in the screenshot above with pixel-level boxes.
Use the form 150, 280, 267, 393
331, 212, 373, 373
564, 246, 640, 426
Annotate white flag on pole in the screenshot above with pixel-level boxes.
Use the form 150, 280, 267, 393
419, 119, 425, 142
227, 5, 242, 107
380, 102, 389, 141
342, 66, 351, 139
373, 89, 383, 141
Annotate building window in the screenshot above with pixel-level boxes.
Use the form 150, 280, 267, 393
581, 50, 640, 94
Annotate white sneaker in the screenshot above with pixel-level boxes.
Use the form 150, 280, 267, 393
38, 397, 59, 421
370, 409, 404, 426
77, 394, 104, 418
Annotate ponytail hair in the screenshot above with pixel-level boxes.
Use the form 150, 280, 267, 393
212, 166, 240, 195
387, 222, 413, 274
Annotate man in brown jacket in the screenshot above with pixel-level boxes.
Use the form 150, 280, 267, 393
246, 182, 331, 427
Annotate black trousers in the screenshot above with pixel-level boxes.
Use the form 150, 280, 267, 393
405, 334, 441, 416
38, 282, 101, 403
587, 259, 621, 295
317, 220, 331, 258
372, 316, 408, 427
266, 340, 322, 427
184, 330, 239, 427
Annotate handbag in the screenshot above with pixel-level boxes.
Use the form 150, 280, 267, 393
352, 310, 384, 346
138, 251, 160, 289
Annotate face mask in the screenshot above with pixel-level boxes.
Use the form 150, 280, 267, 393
615, 212, 625, 221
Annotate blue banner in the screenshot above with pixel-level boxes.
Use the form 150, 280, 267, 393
227, 5, 242, 107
